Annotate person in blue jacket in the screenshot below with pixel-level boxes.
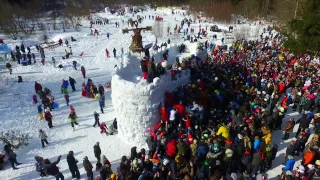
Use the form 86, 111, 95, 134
197, 141, 209, 161
93, 111, 100, 127
254, 136, 261, 151
99, 98, 104, 114
282, 155, 295, 171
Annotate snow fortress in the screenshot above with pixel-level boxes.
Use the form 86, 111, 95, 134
111, 42, 207, 146
111, 47, 190, 146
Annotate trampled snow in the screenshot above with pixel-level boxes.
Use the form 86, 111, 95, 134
0, 8, 304, 180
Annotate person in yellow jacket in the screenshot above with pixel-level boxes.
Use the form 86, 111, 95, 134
216, 123, 230, 139
261, 126, 272, 145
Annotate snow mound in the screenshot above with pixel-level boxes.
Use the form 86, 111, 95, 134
112, 55, 190, 146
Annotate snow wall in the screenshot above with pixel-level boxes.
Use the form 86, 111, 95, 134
111, 43, 206, 146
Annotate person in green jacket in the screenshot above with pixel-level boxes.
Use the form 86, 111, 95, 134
68, 112, 79, 131
176, 141, 186, 155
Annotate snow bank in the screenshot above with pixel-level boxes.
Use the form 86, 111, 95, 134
111, 50, 191, 146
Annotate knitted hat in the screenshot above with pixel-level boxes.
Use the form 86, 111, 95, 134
225, 148, 233, 158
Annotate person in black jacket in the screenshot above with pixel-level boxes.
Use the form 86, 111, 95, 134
4, 144, 22, 169
295, 114, 310, 138
69, 77, 76, 91
44, 156, 64, 180
93, 142, 101, 163
66, 151, 80, 179
27, 52, 32, 64
96, 162, 107, 180
283, 140, 296, 164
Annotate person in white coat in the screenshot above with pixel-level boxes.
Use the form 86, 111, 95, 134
39, 129, 49, 148
169, 108, 177, 124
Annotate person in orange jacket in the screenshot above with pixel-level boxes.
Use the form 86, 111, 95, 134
302, 148, 316, 166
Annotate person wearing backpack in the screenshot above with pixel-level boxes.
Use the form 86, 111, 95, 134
43, 155, 64, 180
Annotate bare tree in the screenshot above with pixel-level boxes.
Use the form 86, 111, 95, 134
152, 21, 164, 39
0, 131, 30, 149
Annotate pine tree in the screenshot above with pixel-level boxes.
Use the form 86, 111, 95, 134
284, 0, 320, 54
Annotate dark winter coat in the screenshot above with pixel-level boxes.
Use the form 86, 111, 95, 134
251, 152, 262, 167
94, 113, 99, 120
93, 144, 101, 157
141, 60, 148, 72
81, 66, 86, 73
83, 159, 93, 173
299, 114, 311, 129
69, 77, 76, 85
44, 111, 52, 120
35, 83, 42, 92
66, 153, 78, 170
130, 147, 137, 160
197, 143, 209, 159
44, 156, 61, 176
286, 143, 296, 156
113, 119, 117, 129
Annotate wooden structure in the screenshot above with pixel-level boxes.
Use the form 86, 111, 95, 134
122, 19, 152, 53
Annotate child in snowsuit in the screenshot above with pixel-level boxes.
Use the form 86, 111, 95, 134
82, 82, 86, 97
39, 129, 49, 148
44, 109, 53, 128
93, 111, 100, 127
64, 93, 70, 106
100, 122, 107, 134
38, 104, 43, 120
99, 99, 104, 114
68, 112, 79, 131
33, 95, 38, 103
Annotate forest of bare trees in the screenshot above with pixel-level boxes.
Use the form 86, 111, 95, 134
0, 0, 307, 38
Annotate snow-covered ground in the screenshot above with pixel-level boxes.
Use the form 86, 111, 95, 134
0, 8, 297, 180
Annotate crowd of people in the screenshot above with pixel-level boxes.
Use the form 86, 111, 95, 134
111, 26, 320, 180
2, 8, 320, 180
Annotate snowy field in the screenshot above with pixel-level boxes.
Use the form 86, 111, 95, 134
0, 8, 303, 180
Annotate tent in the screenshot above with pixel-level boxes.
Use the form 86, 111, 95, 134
0, 43, 11, 61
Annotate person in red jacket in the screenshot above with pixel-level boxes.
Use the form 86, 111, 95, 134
182, 115, 191, 129
34, 81, 42, 93
166, 139, 176, 158
105, 48, 110, 58
278, 81, 286, 96
44, 109, 53, 128
173, 101, 185, 117
197, 79, 205, 89
159, 106, 168, 122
